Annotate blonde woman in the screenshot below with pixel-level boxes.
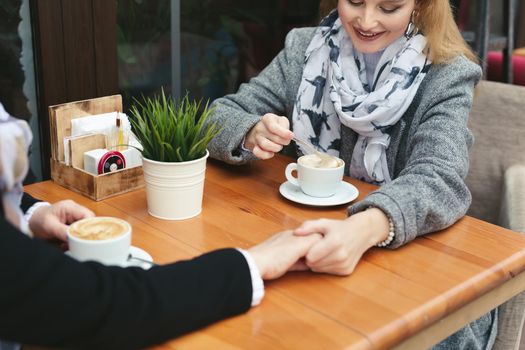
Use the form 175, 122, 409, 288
209, 0, 493, 348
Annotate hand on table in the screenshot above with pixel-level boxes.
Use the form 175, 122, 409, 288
248, 230, 322, 280
293, 208, 390, 276
244, 113, 293, 160
29, 200, 95, 242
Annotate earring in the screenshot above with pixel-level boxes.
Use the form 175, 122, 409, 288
404, 10, 419, 39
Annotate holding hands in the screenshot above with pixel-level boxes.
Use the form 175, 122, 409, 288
245, 113, 294, 159
249, 230, 322, 280
294, 208, 390, 276
248, 208, 391, 279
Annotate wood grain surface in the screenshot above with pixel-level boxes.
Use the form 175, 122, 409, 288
25, 154, 525, 349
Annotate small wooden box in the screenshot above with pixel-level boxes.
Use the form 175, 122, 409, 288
49, 95, 144, 201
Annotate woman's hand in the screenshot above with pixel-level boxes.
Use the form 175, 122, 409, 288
293, 208, 390, 276
244, 113, 293, 159
29, 200, 95, 242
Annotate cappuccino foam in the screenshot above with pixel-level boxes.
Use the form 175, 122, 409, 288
69, 217, 128, 241
298, 154, 343, 169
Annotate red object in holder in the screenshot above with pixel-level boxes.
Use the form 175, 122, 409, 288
97, 151, 126, 174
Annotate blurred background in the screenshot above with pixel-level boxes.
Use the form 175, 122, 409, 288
0, 0, 523, 181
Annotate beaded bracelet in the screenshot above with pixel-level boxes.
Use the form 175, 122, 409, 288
376, 216, 395, 247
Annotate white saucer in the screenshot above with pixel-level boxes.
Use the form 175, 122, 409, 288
126, 246, 154, 269
279, 181, 359, 207
65, 246, 154, 270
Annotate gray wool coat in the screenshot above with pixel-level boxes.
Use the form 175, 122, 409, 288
208, 28, 495, 349
208, 27, 482, 250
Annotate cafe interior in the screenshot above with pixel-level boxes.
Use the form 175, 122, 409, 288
1, 0, 525, 349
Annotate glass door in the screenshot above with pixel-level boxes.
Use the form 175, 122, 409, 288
116, 0, 321, 107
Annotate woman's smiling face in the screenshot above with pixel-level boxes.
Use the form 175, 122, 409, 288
338, 0, 416, 53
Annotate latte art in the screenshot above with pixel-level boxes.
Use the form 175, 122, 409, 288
298, 154, 343, 169
69, 217, 128, 241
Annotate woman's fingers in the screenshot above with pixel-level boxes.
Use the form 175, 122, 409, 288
246, 114, 293, 159
262, 115, 293, 144
252, 145, 275, 159
256, 134, 285, 153
308, 246, 349, 267
293, 218, 362, 276
304, 236, 337, 264
309, 260, 357, 276
294, 219, 329, 236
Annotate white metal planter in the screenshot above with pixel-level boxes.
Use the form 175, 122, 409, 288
141, 150, 208, 220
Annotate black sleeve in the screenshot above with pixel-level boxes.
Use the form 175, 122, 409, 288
20, 192, 40, 213
0, 216, 252, 350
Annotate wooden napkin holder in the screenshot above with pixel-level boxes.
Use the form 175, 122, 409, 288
49, 95, 144, 201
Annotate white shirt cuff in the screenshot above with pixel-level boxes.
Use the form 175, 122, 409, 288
236, 248, 265, 306
23, 201, 51, 237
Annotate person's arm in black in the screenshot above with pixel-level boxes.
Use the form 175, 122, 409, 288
20, 192, 40, 213
0, 216, 252, 350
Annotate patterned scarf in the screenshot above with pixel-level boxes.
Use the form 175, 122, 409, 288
0, 102, 32, 233
292, 11, 431, 184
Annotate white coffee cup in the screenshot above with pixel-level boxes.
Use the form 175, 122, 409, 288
67, 216, 132, 266
285, 154, 345, 197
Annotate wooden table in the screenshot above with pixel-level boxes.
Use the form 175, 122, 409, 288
25, 155, 525, 349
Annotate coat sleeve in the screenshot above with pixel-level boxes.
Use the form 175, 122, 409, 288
208, 28, 315, 164
348, 56, 482, 248
0, 216, 252, 350
20, 192, 40, 212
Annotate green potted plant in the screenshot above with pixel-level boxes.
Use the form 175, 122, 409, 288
128, 89, 222, 220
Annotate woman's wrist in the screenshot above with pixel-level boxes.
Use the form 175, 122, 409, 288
377, 218, 395, 247
344, 208, 390, 248
361, 208, 391, 246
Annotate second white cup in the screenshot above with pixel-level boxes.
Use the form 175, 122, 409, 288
285, 154, 344, 197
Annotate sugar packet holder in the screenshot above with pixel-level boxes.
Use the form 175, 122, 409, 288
49, 95, 144, 201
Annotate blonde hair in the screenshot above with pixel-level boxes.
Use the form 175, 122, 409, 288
318, 0, 478, 64
416, 0, 477, 63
